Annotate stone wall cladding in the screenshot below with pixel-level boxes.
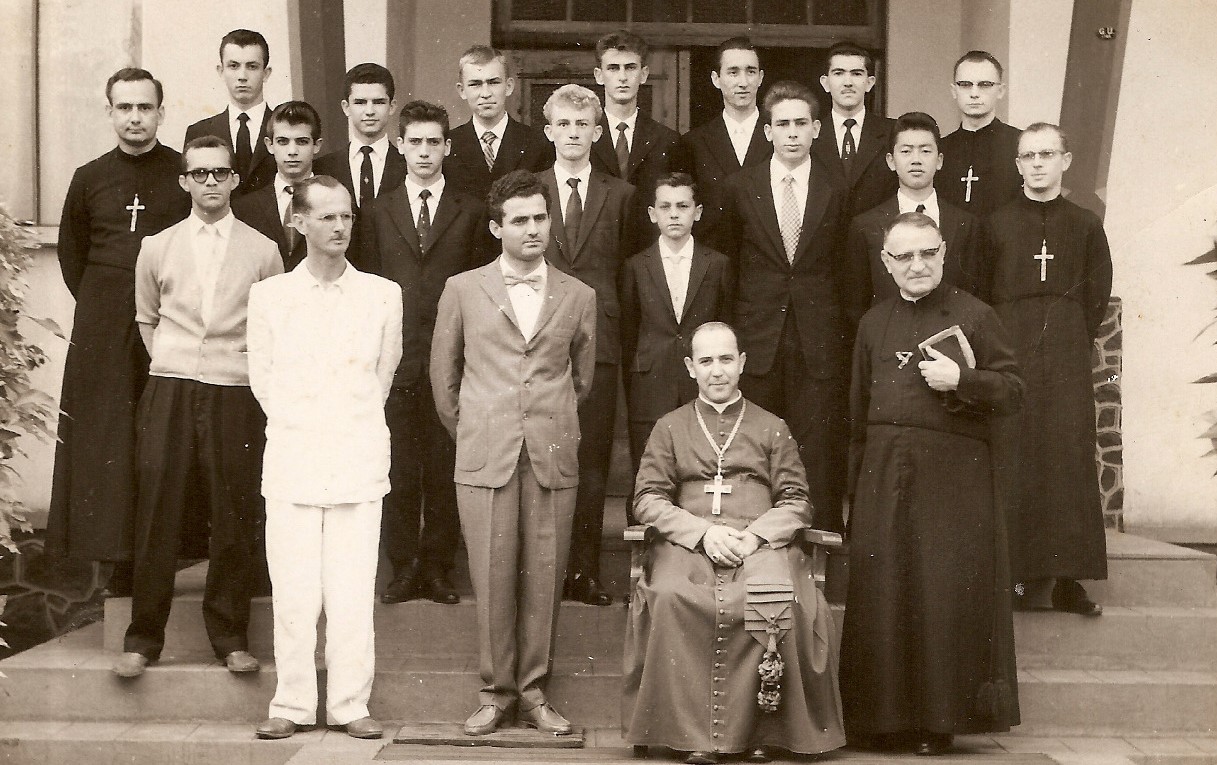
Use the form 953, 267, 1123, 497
1093, 296, 1123, 530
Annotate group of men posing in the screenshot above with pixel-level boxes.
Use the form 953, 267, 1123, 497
45, 25, 1112, 762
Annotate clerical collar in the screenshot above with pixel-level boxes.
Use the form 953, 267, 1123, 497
698, 392, 742, 414
961, 115, 997, 132
899, 284, 945, 305
1021, 188, 1064, 205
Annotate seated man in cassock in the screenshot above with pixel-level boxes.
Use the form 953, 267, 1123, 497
623, 321, 845, 764
841, 212, 1023, 756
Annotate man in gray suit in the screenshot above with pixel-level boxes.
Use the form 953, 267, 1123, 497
430, 169, 597, 737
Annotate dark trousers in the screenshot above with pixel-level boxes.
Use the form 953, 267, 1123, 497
626, 418, 659, 526
382, 381, 460, 576
741, 318, 849, 534
567, 362, 618, 579
124, 377, 264, 661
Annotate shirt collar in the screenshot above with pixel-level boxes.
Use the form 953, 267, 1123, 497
698, 391, 743, 414
610, 109, 639, 133
658, 235, 694, 261
475, 113, 509, 143
553, 163, 592, 189
348, 134, 390, 161
275, 172, 312, 198
722, 108, 759, 135
297, 258, 357, 290
405, 175, 445, 203
769, 155, 812, 185
187, 210, 235, 238
499, 255, 548, 284
229, 102, 267, 133
897, 188, 939, 215
832, 107, 866, 134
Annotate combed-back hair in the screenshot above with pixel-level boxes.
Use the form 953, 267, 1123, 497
457, 44, 509, 81
687, 321, 740, 357
890, 111, 941, 152
293, 175, 348, 215
882, 211, 942, 247
486, 169, 547, 224
269, 101, 322, 140
825, 40, 875, 75
1021, 122, 1070, 154
219, 28, 269, 67
953, 50, 1005, 81
652, 171, 699, 206
596, 31, 648, 65
181, 135, 234, 173
761, 80, 820, 123
714, 36, 758, 72
543, 84, 603, 123
106, 68, 164, 106
398, 100, 451, 139
344, 62, 395, 101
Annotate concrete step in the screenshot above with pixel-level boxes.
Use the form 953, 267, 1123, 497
1015, 606, 1217, 671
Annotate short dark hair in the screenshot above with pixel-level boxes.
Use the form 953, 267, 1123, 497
181, 135, 234, 174
687, 321, 740, 357
596, 31, 648, 65
890, 111, 942, 153
825, 41, 875, 76
762, 80, 820, 123
344, 62, 395, 101
293, 175, 349, 215
652, 172, 699, 206
219, 29, 269, 68
398, 100, 450, 139
954, 50, 1004, 81
269, 101, 322, 140
487, 170, 547, 224
106, 68, 163, 107
714, 36, 758, 72
1021, 122, 1070, 154
882, 211, 942, 248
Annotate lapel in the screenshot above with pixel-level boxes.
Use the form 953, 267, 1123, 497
427, 188, 462, 249
592, 118, 622, 178
702, 115, 741, 178
812, 121, 847, 187
742, 117, 771, 167
682, 242, 713, 323
628, 116, 658, 176
643, 245, 679, 325
384, 188, 421, 258
477, 261, 522, 335
744, 164, 788, 263
494, 118, 529, 175
939, 199, 967, 250
330, 145, 356, 198
381, 146, 407, 194
250, 108, 273, 175
257, 186, 289, 252
215, 110, 235, 145
792, 160, 832, 263
574, 172, 609, 257
531, 265, 569, 342
850, 114, 887, 184
539, 169, 571, 265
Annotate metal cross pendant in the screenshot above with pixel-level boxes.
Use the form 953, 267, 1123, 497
1035, 239, 1054, 282
961, 165, 979, 203
704, 472, 732, 516
126, 194, 146, 233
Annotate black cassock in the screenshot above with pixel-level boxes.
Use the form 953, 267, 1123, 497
47, 144, 189, 561
939, 119, 1023, 220
843, 285, 1022, 737
987, 193, 1112, 582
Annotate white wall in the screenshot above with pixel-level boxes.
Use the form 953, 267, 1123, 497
886, 0, 963, 127
345, 0, 388, 71
1006, 0, 1072, 128
0, 0, 37, 222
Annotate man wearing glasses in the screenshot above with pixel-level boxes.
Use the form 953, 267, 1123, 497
940, 51, 1023, 216
114, 135, 283, 679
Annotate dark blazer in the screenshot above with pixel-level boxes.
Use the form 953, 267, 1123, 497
591, 114, 682, 255
620, 241, 734, 423
184, 107, 276, 197
447, 117, 555, 202
231, 184, 307, 272
844, 195, 983, 324
365, 183, 495, 388
719, 159, 848, 378
313, 142, 408, 209
811, 113, 897, 222
673, 113, 772, 243
539, 168, 634, 365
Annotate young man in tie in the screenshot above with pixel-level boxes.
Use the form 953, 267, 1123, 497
185, 29, 277, 197
364, 100, 494, 606
539, 84, 635, 605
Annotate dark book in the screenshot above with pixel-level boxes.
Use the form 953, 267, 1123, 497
918, 324, 976, 369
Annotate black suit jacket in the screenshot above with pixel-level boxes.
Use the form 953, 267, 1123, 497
844, 196, 983, 324
674, 114, 772, 243
184, 108, 276, 197
811, 113, 897, 222
314, 142, 408, 263
365, 183, 495, 388
540, 168, 635, 365
719, 159, 849, 378
231, 184, 308, 272
620, 241, 734, 422
447, 118, 555, 202
591, 114, 682, 255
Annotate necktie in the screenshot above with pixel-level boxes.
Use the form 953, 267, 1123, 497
565, 177, 583, 247
358, 145, 375, 207
504, 271, 543, 291
282, 186, 298, 252
779, 175, 800, 263
417, 188, 432, 250
235, 113, 252, 178
915, 204, 926, 213
481, 131, 497, 170
842, 117, 857, 173
614, 123, 630, 177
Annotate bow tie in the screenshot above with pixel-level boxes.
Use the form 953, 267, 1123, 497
504, 272, 543, 292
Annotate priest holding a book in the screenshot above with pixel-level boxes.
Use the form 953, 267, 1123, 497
840, 211, 1023, 756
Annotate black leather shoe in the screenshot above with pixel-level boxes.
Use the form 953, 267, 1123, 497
343, 716, 384, 739
566, 574, 612, 606
464, 704, 510, 735
380, 564, 421, 604
746, 745, 773, 762
1052, 578, 1102, 616
685, 752, 719, 764
518, 702, 572, 735
255, 717, 297, 739
418, 572, 461, 605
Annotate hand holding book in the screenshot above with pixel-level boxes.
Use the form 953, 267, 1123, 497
917, 325, 975, 392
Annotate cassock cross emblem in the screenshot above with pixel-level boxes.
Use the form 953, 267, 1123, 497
704, 473, 732, 515
961, 165, 979, 203
126, 194, 146, 233
1035, 239, 1054, 282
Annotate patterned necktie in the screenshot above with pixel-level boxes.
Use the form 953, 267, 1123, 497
358, 145, 375, 207
779, 175, 800, 263
481, 131, 497, 170
282, 186, 298, 251
417, 188, 432, 250
504, 272, 543, 291
615, 123, 630, 177
565, 177, 583, 246
235, 112, 252, 178
841, 117, 857, 173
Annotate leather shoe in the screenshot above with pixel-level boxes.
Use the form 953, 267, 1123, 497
255, 717, 297, 739
518, 702, 572, 735
1052, 578, 1102, 616
464, 704, 510, 735
380, 564, 421, 604
112, 652, 149, 678
746, 746, 773, 762
565, 574, 613, 606
685, 752, 719, 764
343, 716, 383, 739
418, 572, 461, 605
225, 650, 261, 673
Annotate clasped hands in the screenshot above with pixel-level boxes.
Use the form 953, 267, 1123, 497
702, 525, 762, 568
919, 347, 960, 392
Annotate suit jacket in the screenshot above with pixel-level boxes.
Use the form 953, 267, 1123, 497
184, 108, 276, 197
365, 182, 495, 388
447, 117, 555, 201
844, 196, 983, 324
719, 159, 849, 378
811, 113, 897, 222
539, 168, 634, 365
620, 241, 734, 423
430, 261, 597, 490
591, 113, 682, 255
673, 113, 772, 243
313, 142, 409, 209
232, 184, 308, 272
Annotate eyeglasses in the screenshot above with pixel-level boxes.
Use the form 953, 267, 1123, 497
954, 80, 999, 90
1017, 149, 1063, 162
306, 213, 357, 225
882, 243, 944, 263
183, 167, 234, 183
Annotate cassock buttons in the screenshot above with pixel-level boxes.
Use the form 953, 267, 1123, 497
712, 732, 720, 738
713, 690, 721, 696
717, 637, 725, 642
714, 663, 723, 669
716, 649, 723, 655
718, 608, 725, 614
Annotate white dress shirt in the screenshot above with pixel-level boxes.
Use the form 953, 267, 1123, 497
608, 108, 639, 153
473, 112, 509, 163
769, 155, 812, 222
405, 175, 445, 224
347, 134, 391, 206
500, 256, 547, 340
831, 107, 866, 158
723, 108, 760, 166
186, 211, 235, 326
658, 236, 695, 322
553, 164, 593, 226
897, 188, 941, 226
274, 173, 313, 223
228, 101, 268, 156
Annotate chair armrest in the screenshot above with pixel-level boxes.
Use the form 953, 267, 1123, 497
799, 528, 843, 592
624, 524, 656, 543
625, 524, 658, 591
802, 528, 844, 549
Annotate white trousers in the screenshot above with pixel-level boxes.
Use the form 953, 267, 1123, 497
265, 498, 381, 725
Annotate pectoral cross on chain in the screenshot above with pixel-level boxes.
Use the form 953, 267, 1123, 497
961, 165, 979, 203
704, 473, 732, 516
126, 194, 146, 233
1035, 239, 1054, 282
